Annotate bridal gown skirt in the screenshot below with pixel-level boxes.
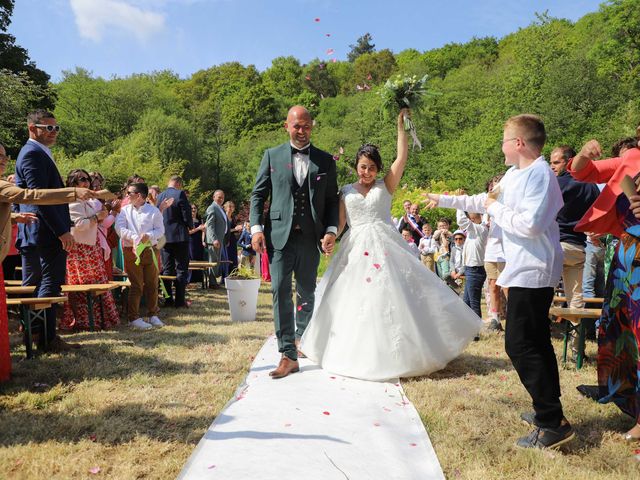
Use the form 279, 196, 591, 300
300, 220, 482, 381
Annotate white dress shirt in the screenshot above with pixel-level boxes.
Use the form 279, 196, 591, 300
439, 157, 564, 289
456, 210, 488, 267
292, 143, 310, 187
115, 202, 165, 247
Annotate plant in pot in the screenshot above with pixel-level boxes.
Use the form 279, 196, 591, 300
224, 265, 261, 322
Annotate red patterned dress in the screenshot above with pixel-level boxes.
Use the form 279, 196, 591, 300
61, 200, 120, 329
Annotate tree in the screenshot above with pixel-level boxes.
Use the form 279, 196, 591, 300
352, 49, 397, 86
0, 0, 53, 108
0, 69, 49, 152
347, 33, 375, 62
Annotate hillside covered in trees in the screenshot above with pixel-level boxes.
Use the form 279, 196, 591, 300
1, 0, 640, 215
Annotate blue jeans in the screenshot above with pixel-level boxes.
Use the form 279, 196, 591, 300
582, 242, 605, 298
463, 265, 486, 318
21, 245, 67, 343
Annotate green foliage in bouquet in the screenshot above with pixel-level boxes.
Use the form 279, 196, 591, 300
378, 74, 440, 149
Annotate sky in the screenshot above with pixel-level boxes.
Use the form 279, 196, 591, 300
8, 0, 605, 81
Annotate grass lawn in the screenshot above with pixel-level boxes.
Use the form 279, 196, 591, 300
1, 283, 639, 479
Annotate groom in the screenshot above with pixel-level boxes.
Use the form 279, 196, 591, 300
250, 105, 339, 379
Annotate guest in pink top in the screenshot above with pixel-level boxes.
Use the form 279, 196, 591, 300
569, 130, 640, 442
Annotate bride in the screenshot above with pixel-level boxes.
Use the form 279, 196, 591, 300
300, 109, 481, 381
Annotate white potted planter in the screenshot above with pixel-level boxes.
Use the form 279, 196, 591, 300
224, 266, 261, 322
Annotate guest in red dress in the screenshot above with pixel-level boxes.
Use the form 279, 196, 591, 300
61, 169, 120, 330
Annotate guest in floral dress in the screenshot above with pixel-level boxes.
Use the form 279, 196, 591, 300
61, 169, 120, 330
569, 134, 640, 441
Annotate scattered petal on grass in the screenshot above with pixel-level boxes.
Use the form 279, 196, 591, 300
500, 376, 507, 381
339, 146, 344, 155
89, 434, 97, 442
332, 155, 339, 161
305, 75, 311, 81
89, 467, 101, 474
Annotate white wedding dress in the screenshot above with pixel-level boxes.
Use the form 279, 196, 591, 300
300, 180, 481, 381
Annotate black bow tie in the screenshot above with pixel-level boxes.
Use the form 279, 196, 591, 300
291, 146, 310, 155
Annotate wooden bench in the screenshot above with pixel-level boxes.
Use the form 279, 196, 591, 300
6, 296, 68, 359
188, 261, 218, 289
553, 296, 605, 305
549, 306, 602, 370
6, 283, 121, 332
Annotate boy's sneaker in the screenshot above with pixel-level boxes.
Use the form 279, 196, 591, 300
130, 318, 152, 330
520, 411, 535, 426
516, 418, 575, 449
148, 316, 164, 327
486, 319, 503, 332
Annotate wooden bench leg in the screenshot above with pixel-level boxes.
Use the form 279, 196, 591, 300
86, 292, 95, 332
562, 319, 570, 364
576, 321, 587, 370
21, 305, 33, 359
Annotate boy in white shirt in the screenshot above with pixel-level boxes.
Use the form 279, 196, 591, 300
426, 114, 573, 449
115, 183, 165, 330
456, 210, 489, 317
418, 223, 436, 271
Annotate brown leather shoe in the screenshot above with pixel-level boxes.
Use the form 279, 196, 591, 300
269, 356, 299, 379
46, 336, 82, 353
295, 339, 306, 358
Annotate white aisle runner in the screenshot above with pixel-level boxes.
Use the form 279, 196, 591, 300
179, 336, 444, 480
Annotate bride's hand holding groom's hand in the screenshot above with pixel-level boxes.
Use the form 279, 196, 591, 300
321, 233, 336, 256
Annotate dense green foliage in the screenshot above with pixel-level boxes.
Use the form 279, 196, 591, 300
1, 0, 640, 217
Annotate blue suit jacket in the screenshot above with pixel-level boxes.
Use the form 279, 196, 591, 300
156, 187, 193, 243
15, 141, 71, 248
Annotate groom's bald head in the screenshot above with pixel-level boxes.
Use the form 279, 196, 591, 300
285, 106, 313, 148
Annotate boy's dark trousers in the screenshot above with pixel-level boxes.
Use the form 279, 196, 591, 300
505, 286, 564, 428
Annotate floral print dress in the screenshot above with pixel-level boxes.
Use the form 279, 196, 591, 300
597, 195, 640, 421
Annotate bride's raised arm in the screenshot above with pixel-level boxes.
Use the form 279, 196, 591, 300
383, 108, 409, 194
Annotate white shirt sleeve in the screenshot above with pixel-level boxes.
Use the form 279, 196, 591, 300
438, 193, 488, 213
486, 169, 560, 238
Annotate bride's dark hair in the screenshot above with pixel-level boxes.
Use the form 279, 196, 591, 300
354, 143, 383, 171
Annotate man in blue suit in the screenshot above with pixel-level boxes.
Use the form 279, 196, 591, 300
157, 175, 193, 308
15, 109, 79, 353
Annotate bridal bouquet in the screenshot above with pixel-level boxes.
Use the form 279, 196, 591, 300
378, 74, 438, 150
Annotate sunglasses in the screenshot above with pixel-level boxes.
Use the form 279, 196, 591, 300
77, 176, 90, 182
35, 124, 61, 133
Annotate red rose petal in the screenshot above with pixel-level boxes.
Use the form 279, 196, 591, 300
89, 467, 101, 474
314, 18, 320, 22
297, 305, 302, 311
373, 422, 381, 426
364, 251, 369, 256
366, 277, 372, 283
409, 443, 417, 447
373, 263, 381, 269
323, 411, 331, 415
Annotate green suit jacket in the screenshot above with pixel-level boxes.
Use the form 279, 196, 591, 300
250, 142, 339, 251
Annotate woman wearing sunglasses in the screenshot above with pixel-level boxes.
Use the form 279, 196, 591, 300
60, 169, 120, 330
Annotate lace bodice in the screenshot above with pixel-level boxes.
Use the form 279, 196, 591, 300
343, 180, 393, 229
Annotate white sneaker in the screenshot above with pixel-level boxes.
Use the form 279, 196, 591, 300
130, 318, 152, 330
148, 316, 164, 327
